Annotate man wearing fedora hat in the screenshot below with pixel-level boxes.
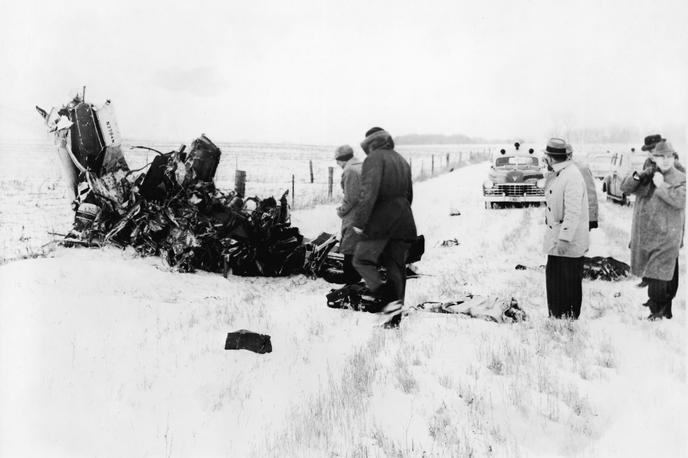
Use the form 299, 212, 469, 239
334, 144, 363, 283
542, 138, 590, 319
621, 140, 685, 320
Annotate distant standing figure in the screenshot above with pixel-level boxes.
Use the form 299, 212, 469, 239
543, 138, 590, 319
334, 144, 363, 283
620, 140, 685, 320
352, 127, 417, 327
566, 143, 599, 230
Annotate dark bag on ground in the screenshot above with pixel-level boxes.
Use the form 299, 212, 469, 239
225, 330, 272, 354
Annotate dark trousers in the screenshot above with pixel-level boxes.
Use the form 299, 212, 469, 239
647, 258, 679, 316
342, 254, 362, 284
353, 238, 411, 303
546, 255, 584, 319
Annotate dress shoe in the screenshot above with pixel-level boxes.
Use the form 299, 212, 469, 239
636, 279, 649, 288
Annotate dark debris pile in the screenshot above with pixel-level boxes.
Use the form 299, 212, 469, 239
64, 131, 323, 276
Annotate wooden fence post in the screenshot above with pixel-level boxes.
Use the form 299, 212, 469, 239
234, 170, 246, 197
309, 160, 314, 183
291, 174, 295, 208
328, 167, 333, 198
446, 153, 450, 166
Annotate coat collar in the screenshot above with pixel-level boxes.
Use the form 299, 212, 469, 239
551, 159, 573, 176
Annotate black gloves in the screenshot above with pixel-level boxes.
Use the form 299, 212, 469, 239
589, 221, 598, 230
635, 164, 658, 184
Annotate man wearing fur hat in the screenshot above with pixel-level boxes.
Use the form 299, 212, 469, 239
621, 140, 685, 320
543, 138, 590, 319
334, 144, 363, 283
352, 127, 417, 326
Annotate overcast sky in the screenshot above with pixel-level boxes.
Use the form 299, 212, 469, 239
1, 0, 686, 145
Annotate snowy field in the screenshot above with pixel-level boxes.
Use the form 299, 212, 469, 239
0, 150, 685, 457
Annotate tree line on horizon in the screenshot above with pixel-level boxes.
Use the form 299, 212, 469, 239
395, 126, 673, 146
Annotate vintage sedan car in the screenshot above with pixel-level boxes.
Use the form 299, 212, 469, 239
482, 145, 546, 208
587, 152, 614, 180
602, 149, 649, 205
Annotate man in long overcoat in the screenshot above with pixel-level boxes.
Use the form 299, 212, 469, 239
334, 144, 363, 283
621, 140, 685, 319
543, 138, 590, 319
352, 127, 417, 325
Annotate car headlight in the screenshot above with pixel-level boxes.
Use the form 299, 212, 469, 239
536, 178, 546, 188
483, 180, 494, 188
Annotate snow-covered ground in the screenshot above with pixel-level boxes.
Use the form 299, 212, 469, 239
1, 162, 685, 457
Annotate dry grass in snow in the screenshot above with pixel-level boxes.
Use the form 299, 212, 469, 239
1, 159, 686, 457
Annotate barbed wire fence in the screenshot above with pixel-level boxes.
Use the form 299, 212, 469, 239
225, 149, 492, 211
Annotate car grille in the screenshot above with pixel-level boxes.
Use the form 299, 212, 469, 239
485, 184, 544, 197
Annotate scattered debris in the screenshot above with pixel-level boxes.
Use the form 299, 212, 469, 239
326, 282, 386, 312
319, 236, 425, 284
439, 238, 460, 247
225, 330, 272, 354
326, 286, 526, 323
449, 209, 461, 216
582, 256, 630, 281
514, 257, 630, 281
413, 296, 527, 323
36, 95, 334, 277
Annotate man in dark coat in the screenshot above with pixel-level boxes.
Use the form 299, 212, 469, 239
621, 140, 685, 320
334, 144, 363, 283
352, 127, 417, 325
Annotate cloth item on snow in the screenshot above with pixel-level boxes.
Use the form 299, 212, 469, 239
225, 330, 272, 354
413, 296, 527, 323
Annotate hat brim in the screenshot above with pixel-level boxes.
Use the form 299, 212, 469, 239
641, 144, 655, 152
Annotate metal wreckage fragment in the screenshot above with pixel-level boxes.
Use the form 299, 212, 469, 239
36, 96, 342, 278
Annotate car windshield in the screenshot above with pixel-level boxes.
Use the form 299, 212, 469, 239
495, 156, 539, 168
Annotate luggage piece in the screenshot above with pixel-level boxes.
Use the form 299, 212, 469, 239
73, 103, 105, 172
225, 330, 272, 354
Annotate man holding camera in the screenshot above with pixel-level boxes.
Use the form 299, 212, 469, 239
621, 140, 685, 320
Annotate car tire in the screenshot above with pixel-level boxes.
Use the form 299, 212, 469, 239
620, 194, 628, 206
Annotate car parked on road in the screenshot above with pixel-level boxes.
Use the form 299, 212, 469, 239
587, 152, 614, 180
602, 149, 649, 205
483, 143, 546, 209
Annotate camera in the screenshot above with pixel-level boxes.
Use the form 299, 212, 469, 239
636, 161, 659, 185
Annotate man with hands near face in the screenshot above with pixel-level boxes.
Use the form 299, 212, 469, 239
542, 138, 590, 319
621, 140, 686, 320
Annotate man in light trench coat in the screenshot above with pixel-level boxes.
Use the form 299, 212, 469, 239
543, 138, 590, 319
621, 140, 685, 320
334, 145, 363, 284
